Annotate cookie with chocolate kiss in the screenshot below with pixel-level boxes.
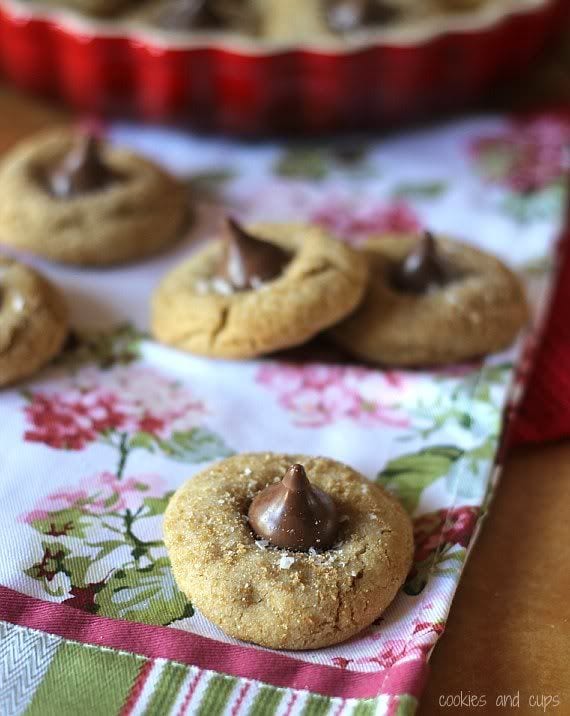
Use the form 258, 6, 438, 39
0, 129, 188, 266
47, 134, 120, 199
248, 463, 339, 551
0, 257, 68, 387
216, 218, 291, 292
329, 232, 529, 366
152, 221, 368, 360
164, 453, 413, 650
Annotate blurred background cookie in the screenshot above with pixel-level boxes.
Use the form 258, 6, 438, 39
36, 0, 134, 17
0, 257, 68, 387
330, 232, 529, 366
0, 129, 189, 266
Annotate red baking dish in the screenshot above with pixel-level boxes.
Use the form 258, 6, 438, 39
0, 0, 568, 134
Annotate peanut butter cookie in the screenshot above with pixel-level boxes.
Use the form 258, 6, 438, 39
41, 0, 133, 17
151, 220, 368, 359
0, 130, 188, 266
0, 257, 68, 387
164, 452, 413, 650
329, 232, 529, 366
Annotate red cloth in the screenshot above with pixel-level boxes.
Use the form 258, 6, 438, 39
511, 198, 570, 445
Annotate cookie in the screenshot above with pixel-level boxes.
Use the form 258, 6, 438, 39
151, 221, 368, 359
143, 0, 258, 33
43, 0, 132, 17
329, 232, 529, 366
0, 130, 188, 266
164, 452, 413, 650
0, 257, 68, 387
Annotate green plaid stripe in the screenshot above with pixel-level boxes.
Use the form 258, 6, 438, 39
302, 694, 333, 715
395, 694, 419, 716
248, 685, 285, 715
1, 622, 417, 716
26, 639, 143, 716
142, 661, 187, 715
195, 674, 237, 716
352, 700, 379, 716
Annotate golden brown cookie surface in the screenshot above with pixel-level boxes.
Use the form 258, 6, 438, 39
329, 234, 529, 366
151, 223, 368, 360
163, 452, 413, 651
42, 0, 132, 17
0, 129, 188, 266
0, 258, 68, 387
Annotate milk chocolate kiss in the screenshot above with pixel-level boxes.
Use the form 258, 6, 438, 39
248, 464, 339, 552
157, 0, 225, 29
326, 0, 396, 32
391, 232, 455, 294
216, 218, 291, 291
48, 134, 118, 199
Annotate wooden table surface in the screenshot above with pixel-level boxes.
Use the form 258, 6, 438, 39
1, 86, 569, 716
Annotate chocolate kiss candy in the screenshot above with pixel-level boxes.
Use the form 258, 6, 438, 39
49, 134, 118, 199
157, 0, 225, 29
391, 231, 454, 294
248, 464, 339, 552
326, 0, 396, 32
216, 218, 290, 291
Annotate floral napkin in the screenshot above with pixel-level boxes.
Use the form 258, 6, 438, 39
0, 114, 568, 716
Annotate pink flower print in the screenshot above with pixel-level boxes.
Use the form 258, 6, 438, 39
86, 472, 167, 514
358, 617, 442, 670
365, 635, 433, 670
75, 366, 206, 438
23, 365, 206, 450
19, 489, 91, 527
470, 116, 570, 194
24, 390, 128, 450
332, 657, 352, 669
310, 196, 421, 243
20, 472, 168, 528
413, 506, 479, 564
257, 363, 409, 428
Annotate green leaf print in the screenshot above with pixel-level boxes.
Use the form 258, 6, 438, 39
275, 148, 330, 180
56, 323, 145, 371
95, 558, 193, 625
25, 541, 92, 595
142, 492, 174, 517
274, 143, 371, 181
154, 428, 234, 463
29, 508, 95, 539
86, 539, 127, 562
447, 436, 497, 500
393, 181, 448, 200
128, 432, 156, 451
128, 428, 232, 464
404, 547, 466, 596
377, 446, 464, 514
501, 182, 566, 223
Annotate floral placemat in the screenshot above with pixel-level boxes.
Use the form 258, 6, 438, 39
1, 114, 568, 716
